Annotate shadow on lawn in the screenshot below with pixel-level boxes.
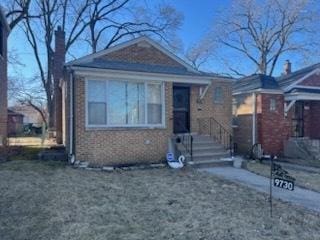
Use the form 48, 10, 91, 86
0, 146, 67, 171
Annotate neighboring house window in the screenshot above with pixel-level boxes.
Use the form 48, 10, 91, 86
213, 87, 223, 103
270, 98, 276, 111
86, 79, 164, 127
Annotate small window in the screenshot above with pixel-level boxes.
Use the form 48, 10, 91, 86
213, 87, 223, 103
270, 99, 276, 111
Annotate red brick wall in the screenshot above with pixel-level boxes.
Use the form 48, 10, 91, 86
100, 41, 185, 68
309, 101, 320, 139
0, 17, 8, 145
257, 93, 289, 156
53, 26, 65, 144
299, 74, 320, 87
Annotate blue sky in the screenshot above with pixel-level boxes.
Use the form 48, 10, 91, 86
7, 0, 318, 79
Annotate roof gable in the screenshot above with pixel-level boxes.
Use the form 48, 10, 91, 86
67, 36, 199, 73
298, 73, 320, 87
277, 63, 320, 91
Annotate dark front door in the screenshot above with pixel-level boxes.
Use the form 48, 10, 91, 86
292, 101, 304, 137
173, 86, 190, 133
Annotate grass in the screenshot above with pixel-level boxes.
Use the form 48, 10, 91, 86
0, 160, 320, 240
246, 161, 320, 193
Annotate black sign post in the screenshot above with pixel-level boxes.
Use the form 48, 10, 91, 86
269, 156, 295, 217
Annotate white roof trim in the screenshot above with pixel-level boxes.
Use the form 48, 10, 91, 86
283, 67, 320, 92
233, 88, 283, 95
285, 92, 320, 101
66, 36, 199, 73
70, 66, 211, 84
291, 85, 320, 90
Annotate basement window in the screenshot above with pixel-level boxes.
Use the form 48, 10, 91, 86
86, 79, 164, 128
270, 99, 276, 111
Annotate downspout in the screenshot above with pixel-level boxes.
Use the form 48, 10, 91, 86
69, 70, 75, 164
252, 92, 257, 145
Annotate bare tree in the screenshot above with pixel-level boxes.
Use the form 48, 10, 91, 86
185, 37, 216, 70
8, 0, 182, 131
8, 76, 48, 126
83, 0, 183, 53
204, 0, 320, 76
4, 0, 32, 30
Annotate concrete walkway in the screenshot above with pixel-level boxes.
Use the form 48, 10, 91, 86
261, 160, 320, 174
199, 167, 320, 213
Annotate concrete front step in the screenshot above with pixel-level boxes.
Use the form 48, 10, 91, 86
178, 145, 224, 153
186, 153, 230, 162
188, 159, 233, 168
192, 142, 222, 148
192, 147, 225, 154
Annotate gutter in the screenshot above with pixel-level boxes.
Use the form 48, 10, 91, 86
252, 92, 257, 145
69, 70, 75, 163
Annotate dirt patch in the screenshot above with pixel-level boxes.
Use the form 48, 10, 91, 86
0, 160, 320, 240
247, 161, 320, 193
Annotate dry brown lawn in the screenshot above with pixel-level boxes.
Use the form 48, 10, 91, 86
246, 161, 320, 193
0, 160, 319, 240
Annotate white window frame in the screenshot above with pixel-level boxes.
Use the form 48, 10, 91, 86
85, 78, 166, 129
270, 98, 276, 111
213, 86, 224, 104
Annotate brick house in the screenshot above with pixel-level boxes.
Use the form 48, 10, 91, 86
0, 7, 9, 145
233, 61, 320, 159
7, 109, 24, 136
61, 36, 233, 166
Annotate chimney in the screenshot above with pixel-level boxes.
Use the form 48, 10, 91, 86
53, 25, 65, 144
283, 60, 291, 75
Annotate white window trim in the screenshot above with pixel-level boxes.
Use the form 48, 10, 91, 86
213, 86, 224, 104
85, 78, 166, 129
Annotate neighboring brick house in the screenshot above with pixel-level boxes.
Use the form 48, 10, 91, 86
62, 36, 233, 166
0, 7, 9, 145
7, 109, 24, 136
233, 61, 320, 158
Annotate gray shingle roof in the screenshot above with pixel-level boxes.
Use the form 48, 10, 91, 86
233, 74, 280, 93
73, 59, 232, 79
74, 59, 208, 77
276, 63, 320, 89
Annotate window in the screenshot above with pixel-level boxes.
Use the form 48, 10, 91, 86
213, 87, 223, 103
88, 80, 107, 125
147, 84, 162, 124
86, 79, 164, 127
270, 99, 276, 111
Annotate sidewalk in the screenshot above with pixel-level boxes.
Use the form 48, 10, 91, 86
261, 160, 320, 174
199, 167, 320, 213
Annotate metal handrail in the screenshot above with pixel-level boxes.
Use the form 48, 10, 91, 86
181, 134, 193, 162
198, 117, 234, 157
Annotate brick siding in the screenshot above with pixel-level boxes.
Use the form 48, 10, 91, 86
190, 81, 232, 133
100, 41, 184, 68
70, 76, 232, 166
257, 94, 288, 155
299, 75, 320, 87
73, 77, 173, 166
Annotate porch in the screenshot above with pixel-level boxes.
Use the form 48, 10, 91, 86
284, 92, 320, 161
